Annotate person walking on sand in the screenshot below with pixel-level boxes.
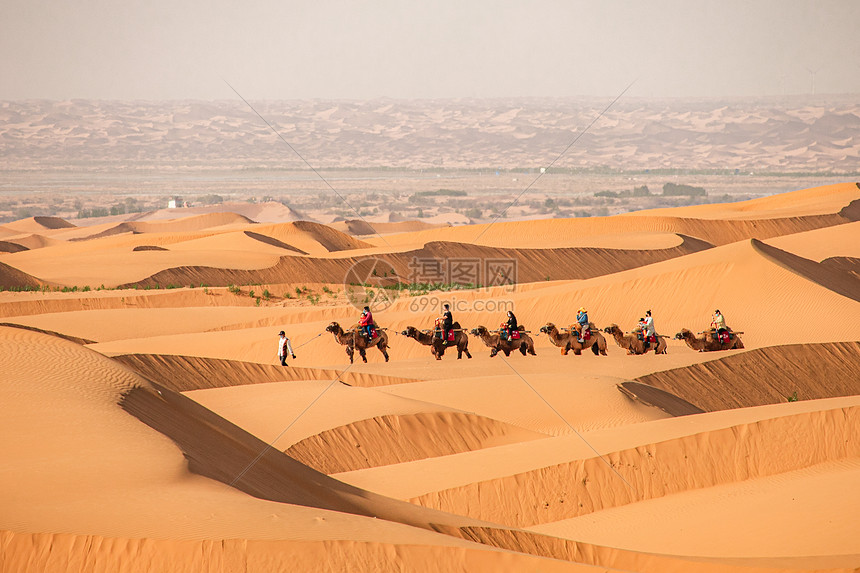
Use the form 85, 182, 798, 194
278, 330, 295, 366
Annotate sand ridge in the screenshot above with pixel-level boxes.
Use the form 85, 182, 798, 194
3, 184, 859, 572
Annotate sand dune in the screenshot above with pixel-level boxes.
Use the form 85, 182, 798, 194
0, 288, 263, 320
68, 212, 256, 241
285, 412, 547, 473
0, 260, 48, 289
4, 184, 859, 572
767, 220, 860, 262
120, 234, 711, 289
2, 215, 76, 233
127, 201, 306, 224
114, 353, 421, 391
367, 182, 860, 249
331, 219, 449, 236
1, 233, 59, 250
628, 341, 860, 412
244, 230, 309, 253
407, 402, 858, 530
0, 240, 28, 253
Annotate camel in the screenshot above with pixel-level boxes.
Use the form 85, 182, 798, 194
400, 322, 472, 360
675, 328, 744, 352
603, 324, 667, 355
325, 321, 390, 364
469, 325, 537, 358
539, 322, 608, 356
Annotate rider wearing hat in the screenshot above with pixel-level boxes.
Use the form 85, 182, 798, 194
711, 309, 727, 340
575, 306, 589, 342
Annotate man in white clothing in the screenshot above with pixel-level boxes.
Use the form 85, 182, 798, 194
278, 330, 295, 366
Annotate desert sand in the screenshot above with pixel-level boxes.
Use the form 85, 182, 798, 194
1, 183, 859, 572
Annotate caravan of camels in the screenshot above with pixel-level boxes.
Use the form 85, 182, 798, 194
326, 312, 742, 363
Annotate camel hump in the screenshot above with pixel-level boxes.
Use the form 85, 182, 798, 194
451, 321, 461, 330
516, 325, 525, 331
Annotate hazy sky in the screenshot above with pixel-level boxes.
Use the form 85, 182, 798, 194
2, 0, 858, 100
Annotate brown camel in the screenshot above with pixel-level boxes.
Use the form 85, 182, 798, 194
400, 322, 472, 360
469, 325, 537, 358
603, 324, 667, 355
325, 321, 390, 363
675, 328, 744, 352
539, 322, 608, 356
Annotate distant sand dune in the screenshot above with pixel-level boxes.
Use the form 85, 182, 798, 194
0, 240, 28, 253
244, 230, 308, 254
370, 184, 860, 249
119, 234, 712, 288
331, 219, 449, 236
68, 212, 256, 241
291, 220, 374, 252
2, 233, 58, 250
0, 260, 47, 289
3, 216, 76, 233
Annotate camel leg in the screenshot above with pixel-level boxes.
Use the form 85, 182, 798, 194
347, 347, 354, 364
591, 342, 599, 356
465, 348, 472, 359
519, 344, 528, 356
490, 348, 498, 358
360, 348, 368, 363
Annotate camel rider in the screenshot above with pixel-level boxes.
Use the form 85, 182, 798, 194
359, 306, 374, 339
504, 310, 518, 340
711, 309, 727, 340
575, 307, 589, 342
441, 303, 453, 345
642, 310, 656, 347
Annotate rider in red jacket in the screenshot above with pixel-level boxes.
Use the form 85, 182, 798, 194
359, 306, 374, 339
